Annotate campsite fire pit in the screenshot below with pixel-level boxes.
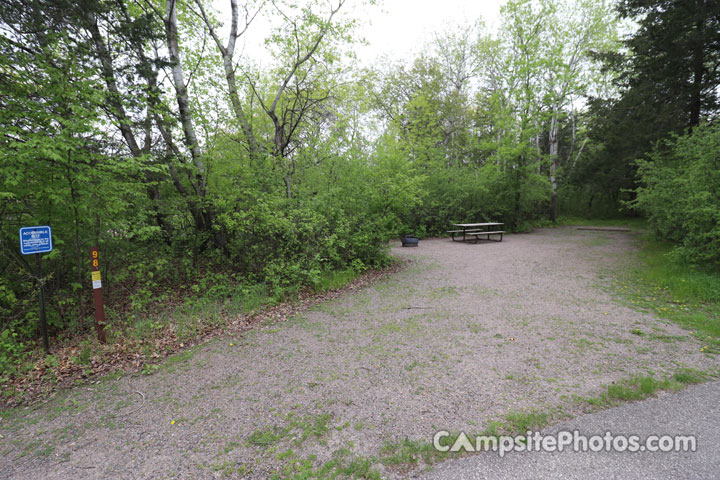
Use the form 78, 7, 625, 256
400, 234, 419, 247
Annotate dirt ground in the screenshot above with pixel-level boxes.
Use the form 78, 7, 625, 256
2, 227, 717, 479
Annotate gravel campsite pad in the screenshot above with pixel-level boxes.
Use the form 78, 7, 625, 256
2, 227, 718, 479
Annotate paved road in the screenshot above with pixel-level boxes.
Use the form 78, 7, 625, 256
419, 380, 720, 480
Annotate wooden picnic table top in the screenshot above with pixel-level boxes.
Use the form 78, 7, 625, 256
453, 222, 504, 228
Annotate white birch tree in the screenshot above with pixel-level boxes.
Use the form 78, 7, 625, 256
491, 0, 618, 220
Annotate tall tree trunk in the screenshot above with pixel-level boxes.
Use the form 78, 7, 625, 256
284, 173, 292, 199
548, 113, 559, 222
194, 0, 261, 156
89, 2, 229, 252
689, 0, 707, 129
87, 13, 141, 157
165, 0, 204, 191
88, 11, 178, 242
165, 0, 229, 254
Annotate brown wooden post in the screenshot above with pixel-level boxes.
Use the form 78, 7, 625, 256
90, 247, 107, 344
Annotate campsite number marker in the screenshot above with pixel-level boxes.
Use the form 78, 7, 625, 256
90, 247, 107, 344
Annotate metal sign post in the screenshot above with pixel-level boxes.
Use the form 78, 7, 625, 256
19, 226, 53, 353
90, 247, 107, 344
34, 253, 49, 353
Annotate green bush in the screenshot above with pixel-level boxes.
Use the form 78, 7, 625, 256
0, 328, 29, 378
634, 123, 720, 267
218, 189, 392, 295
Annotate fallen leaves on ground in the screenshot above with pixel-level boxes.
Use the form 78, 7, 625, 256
1, 262, 402, 408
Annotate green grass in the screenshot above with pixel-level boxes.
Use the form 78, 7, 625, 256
247, 412, 334, 448
380, 437, 445, 467
223, 406, 469, 479
672, 369, 707, 385
556, 216, 648, 229
248, 426, 285, 446
636, 238, 720, 303
617, 235, 720, 353
271, 448, 382, 480
233, 283, 275, 314
606, 376, 667, 401
503, 410, 549, 432
314, 268, 361, 292
207, 460, 250, 478
584, 371, 710, 407
377, 409, 552, 470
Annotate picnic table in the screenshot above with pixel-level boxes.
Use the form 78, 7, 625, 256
448, 223, 505, 243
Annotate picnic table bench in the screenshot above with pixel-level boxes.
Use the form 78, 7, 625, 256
448, 223, 505, 243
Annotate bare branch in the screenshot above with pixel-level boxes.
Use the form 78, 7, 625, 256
184, 22, 209, 89
192, 0, 226, 54
268, 0, 345, 116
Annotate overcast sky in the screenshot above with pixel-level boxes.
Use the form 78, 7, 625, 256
353, 0, 506, 63
212, 0, 507, 67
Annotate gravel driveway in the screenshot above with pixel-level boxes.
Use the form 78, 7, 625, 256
2, 227, 717, 479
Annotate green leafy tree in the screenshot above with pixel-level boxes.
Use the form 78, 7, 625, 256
495, 0, 618, 221
583, 0, 720, 214
618, 0, 720, 130
0, 25, 158, 360
634, 123, 720, 267
195, 0, 364, 198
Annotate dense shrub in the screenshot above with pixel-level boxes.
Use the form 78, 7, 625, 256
634, 123, 720, 267
220, 194, 393, 294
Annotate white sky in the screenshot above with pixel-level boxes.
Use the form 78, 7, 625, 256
212, 0, 507, 67
352, 0, 506, 64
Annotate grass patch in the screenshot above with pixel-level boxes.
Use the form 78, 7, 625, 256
226, 283, 275, 314
584, 371, 711, 407
248, 426, 285, 446
616, 235, 720, 353
248, 412, 333, 448
380, 437, 445, 468
634, 239, 720, 304
377, 408, 553, 471
207, 460, 250, 478
504, 410, 549, 432
556, 216, 647, 229
314, 268, 361, 293
272, 448, 382, 480
607, 376, 668, 401
672, 368, 707, 385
